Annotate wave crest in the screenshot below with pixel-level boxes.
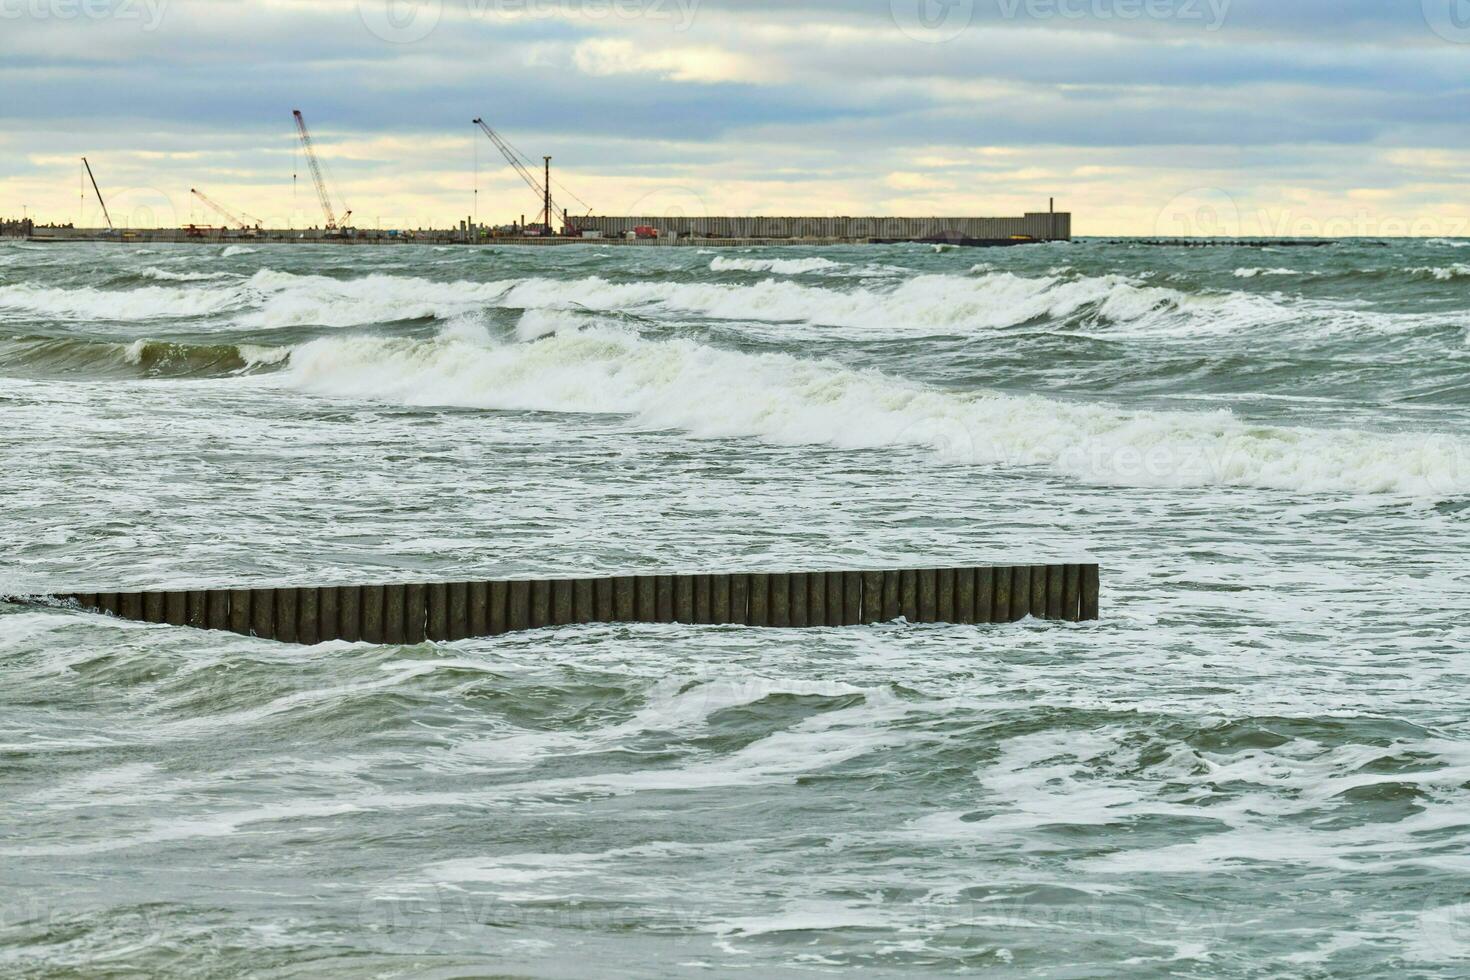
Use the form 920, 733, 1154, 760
278, 324, 1470, 498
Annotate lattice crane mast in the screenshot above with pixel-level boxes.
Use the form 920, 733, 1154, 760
292, 110, 351, 230
82, 157, 114, 231
190, 188, 262, 229
473, 117, 590, 233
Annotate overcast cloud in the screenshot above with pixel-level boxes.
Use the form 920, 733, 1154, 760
3, 0, 1468, 233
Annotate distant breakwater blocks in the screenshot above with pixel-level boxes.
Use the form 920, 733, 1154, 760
15, 565, 1100, 645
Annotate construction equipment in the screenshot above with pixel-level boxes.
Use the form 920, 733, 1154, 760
81, 157, 114, 231
292, 110, 351, 231
472, 117, 591, 234
190, 188, 263, 232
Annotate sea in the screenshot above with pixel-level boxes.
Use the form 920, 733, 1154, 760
2, 237, 1468, 977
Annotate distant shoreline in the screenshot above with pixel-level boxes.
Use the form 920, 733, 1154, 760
3, 230, 1055, 249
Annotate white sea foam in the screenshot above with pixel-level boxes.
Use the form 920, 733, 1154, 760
140, 266, 238, 283
0, 266, 1450, 340
278, 322, 1470, 497
1234, 267, 1300, 278
220, 245, 256, 257
709, 256, 842, 275
1407, 264, 1470, 281
0, 281, 248, 320
499, 271, 1285, 336
234, 270, 514, 329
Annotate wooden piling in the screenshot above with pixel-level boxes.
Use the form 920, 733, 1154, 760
842, 572, 861, 627
711, 574, 731, 624
1010, 566, 1031, 623
449, 582, 470, 639
769, 574, 790, 628
615, 576, 637, 623
425, 583, 447, 640
552, 579, 574, 627
529, 580, 552, 630
573, 579, 595, 626
900, 570, 919, 623
882, 570, 901, 622
317, 587, 338, 643
383, 585, 407, 644
166, 591, 186, 627
1063, 565, 1081, 623
405, 583, 428, 643
991, 567, 1010, 624
202, 591, 226, 631
490, 581, 511, 636
508, 581, 531, 633
250, 589, 275, 639
187, 590, 207, 629
229, 589, 252, 636
937, 569, 955, 624
789, 573, 808, 628
635, 576, 656, 622
361, 585, 384, 644
729, 574, 750, 625
694, 575, 712, 625
1030, 566, 1048, 620
594, 577, 616, 623
340, 586, 363, 643
276, 588, 298, 644
1081, 564, 1100, 621
918, 569, 938, 623
298, 588, 319, 646
655, 575, 674, 623
748, 573, 769, 627
469, 581, 491, 637
955, 568, 975, 625
861, 572, 883, 624
674, 575, 695, 624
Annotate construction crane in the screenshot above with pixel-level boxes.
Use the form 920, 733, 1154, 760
190, 188, 263, 230
292, 110, 351, 230
472, 117, 590, 234
81, 157, 114, 231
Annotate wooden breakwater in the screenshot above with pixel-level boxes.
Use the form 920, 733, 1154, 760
22, 565, 1100, 645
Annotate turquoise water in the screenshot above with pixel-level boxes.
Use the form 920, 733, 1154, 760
2, 239, 1469, 976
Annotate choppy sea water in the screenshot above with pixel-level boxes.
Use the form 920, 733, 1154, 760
2, 238, 1469, 977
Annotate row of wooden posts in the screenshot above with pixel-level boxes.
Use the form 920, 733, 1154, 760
39, 564, 1100, 645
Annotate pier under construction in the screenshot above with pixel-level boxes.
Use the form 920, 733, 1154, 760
11, 210, 1072, 248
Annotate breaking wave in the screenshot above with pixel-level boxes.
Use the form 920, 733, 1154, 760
0, 281, 249, 321
3, 267, 1462, 342
1234, 267, 1300, 278
278, 318, 1470, 497
0, 335, 288, 377
709, 256, 843, 275
1406, 264, 1470, 282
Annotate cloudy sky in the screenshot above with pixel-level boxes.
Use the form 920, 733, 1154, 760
3, 0, 1469, 234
